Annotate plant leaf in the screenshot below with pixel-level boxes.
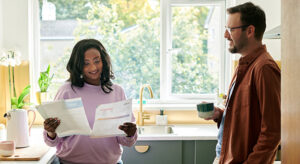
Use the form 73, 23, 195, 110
38, 65, 53, 92
11, 97, 18, 106
17, 102, 24, 109
46, 64, 50, 75
17, 85, 31, 107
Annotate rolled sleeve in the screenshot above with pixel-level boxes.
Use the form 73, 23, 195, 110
43, 130, 62, 147
116, 131, 138, 147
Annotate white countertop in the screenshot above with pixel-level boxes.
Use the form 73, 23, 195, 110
137, 124, 219, 141
0, 124, 218, 163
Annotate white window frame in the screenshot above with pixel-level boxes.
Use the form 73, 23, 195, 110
160, 0, 228, 105
31, 0, 231, 109
29, 0, 41, 104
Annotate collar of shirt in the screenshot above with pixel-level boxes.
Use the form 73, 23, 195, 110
238, 44, 267, 66
235, 45, 267, 82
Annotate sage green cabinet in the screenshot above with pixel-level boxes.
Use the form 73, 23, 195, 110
122, 140, 217, 164
122, 141, 182, 164
181, 140, 217, 164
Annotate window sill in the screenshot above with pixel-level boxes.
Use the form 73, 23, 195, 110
132, 98, 223, 110
133, 103, 198, 110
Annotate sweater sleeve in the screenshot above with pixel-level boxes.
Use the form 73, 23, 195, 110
244, 63, 281, 164
43, 130, 63, 147
116, 131, 138, 147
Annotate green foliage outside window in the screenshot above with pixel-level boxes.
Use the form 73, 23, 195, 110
171, 7, 217, 94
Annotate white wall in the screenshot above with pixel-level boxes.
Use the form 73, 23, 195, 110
0, 0, 42, 104
2, 0, 29, 61
237, 0, 281, 60
0, 0, 3, 48
239, 0, 280, 29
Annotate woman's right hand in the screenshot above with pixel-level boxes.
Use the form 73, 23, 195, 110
44, 117, 60, 139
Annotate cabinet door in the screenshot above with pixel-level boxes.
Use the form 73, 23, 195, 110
122, 141, 182, 164
182, 140, 217, 164
182, 140, 196, 164
195, 140, 217, 164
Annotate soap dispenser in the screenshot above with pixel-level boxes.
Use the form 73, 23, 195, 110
156, 109, 168, 125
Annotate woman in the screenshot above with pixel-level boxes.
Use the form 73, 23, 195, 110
43, 39, 137, 164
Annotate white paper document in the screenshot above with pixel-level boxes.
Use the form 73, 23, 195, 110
36, 98, 132, 138
91, 99, 132, 138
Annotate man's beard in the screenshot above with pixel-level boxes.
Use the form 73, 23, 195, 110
229, 46, 238, 53
228, 34, 248, 53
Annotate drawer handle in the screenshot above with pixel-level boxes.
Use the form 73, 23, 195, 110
134, 145, 150, 153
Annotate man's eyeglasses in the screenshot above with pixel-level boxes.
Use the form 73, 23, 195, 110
225, 25, 250, 34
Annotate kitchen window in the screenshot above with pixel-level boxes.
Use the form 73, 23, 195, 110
37, 0, 227, 106
161, 0, 227, 103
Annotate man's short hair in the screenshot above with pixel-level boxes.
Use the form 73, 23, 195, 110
227, 2, 266, 41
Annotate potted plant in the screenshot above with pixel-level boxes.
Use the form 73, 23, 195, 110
1, 50, 36, 147
4, 85, 36, 148
36, 64, 54, 104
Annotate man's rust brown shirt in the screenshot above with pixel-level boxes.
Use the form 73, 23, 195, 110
217, 45, 281, 164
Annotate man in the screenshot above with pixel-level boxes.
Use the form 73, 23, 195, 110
207, 2, 281, 164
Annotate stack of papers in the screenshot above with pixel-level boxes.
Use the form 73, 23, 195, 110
36, 98, 132, 138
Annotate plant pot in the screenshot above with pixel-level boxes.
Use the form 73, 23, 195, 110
36, 92, 48, 105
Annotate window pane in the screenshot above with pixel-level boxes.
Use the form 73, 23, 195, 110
40, 0, 160, 99
171, 6, 221, 95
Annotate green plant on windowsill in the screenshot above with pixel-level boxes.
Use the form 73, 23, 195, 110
36, 65, 54, 104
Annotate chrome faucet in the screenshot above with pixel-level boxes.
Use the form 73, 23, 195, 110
138, 84, 153, 126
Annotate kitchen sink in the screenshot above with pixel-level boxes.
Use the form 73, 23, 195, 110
137, 125, 174, 135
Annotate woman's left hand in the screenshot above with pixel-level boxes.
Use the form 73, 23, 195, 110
119, 122, 137, 137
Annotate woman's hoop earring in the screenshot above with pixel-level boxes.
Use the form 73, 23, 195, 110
80, 74, 83, 79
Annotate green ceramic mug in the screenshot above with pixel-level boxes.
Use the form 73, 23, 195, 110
196, 103, 214, 119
